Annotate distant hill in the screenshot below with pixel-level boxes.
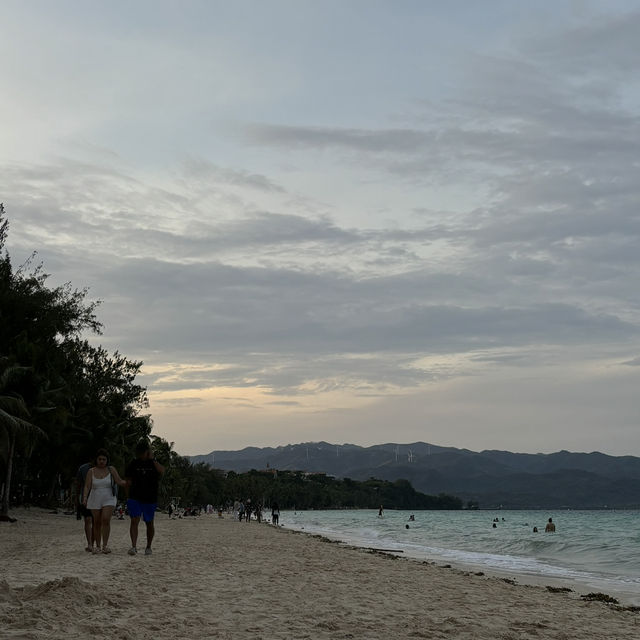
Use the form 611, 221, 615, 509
189, 442, 640, 509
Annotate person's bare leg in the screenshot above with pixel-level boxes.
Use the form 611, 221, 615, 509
101, 506, 115, 552
84, 515, 93, 550
145, 520, 155, 549
90, 509, 102, 551
130, 516, 140, 548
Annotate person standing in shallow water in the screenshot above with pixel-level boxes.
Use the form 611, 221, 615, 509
545, 517, 556, 532
126, 440, 165, 556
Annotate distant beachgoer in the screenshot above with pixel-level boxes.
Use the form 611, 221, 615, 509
405, 524, 410, 529
545, 518, 556, 533
245, 498, 252, 522
533, 526, 538, 533
82, 449, 127, 554
272, 502, 280, 526
125, 440, 165, 556
238, 501, 245, 521
409, 514, 415, 522
76, 459, 94, 552
378, 505, 384, 517
492, 523, 497, 528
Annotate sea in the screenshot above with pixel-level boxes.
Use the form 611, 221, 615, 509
281, 509, 640, 605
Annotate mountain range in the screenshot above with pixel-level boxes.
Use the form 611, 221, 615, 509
189, 441, 640, 509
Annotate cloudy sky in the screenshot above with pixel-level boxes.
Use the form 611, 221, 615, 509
2, 1, 639, 456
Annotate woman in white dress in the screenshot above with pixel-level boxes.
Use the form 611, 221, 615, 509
82, 449, 127, 554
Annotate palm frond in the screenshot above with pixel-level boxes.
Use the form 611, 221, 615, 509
0, 365, 31, 389
0, 395, 31, 420
0, 408, 18, 430
0, 408, 46, 438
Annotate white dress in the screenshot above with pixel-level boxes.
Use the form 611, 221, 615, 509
86, 471, 117, 509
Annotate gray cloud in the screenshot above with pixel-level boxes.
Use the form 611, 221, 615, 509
244, 123, 437, 154
521, 11, 640, 75
181, 158, 287, 193
152, 397, 205, 407
4, 143, 640, 398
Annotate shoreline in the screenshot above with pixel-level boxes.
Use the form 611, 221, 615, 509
282, 508, 640, 607
286, 524, 640, 609
1, 508, 639, 639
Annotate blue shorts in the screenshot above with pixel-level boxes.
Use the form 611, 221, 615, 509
127, 499, 157, 522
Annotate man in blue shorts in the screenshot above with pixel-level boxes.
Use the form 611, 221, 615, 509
125, 440, 165, 556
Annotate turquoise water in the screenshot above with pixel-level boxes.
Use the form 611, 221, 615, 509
283, 509, 640, 605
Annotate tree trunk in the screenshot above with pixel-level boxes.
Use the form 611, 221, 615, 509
0, 430, 16, 521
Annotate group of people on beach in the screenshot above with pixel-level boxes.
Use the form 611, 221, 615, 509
232, 499, 280, 525
76, 440, 165, 555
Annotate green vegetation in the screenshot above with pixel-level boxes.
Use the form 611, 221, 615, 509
154, 463, 462, 510
0, 204, 462, 517
222, 471, 462, 510
0, 204, 152, 519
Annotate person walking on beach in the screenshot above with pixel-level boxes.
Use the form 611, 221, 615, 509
271, 502, 280, 526
125, 440, 165, 556
545, 517, 556, 532
82, 449, 127, 554
76, 459, 94, 552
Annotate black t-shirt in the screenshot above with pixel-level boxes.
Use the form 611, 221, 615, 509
76, 462, 92, 504
125, 459, 160, 503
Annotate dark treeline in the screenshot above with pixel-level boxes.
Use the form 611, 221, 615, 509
0, 204, 461, 518
226, 471, 463, 510
157, 461, 463, 510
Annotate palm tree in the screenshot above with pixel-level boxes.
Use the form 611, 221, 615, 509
0, 362, 46, 521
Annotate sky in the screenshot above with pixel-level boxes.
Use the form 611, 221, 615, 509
2, 1, 639, 457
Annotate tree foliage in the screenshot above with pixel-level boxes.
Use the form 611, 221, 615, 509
0, 204, 150, 515
152, 460, 462, 511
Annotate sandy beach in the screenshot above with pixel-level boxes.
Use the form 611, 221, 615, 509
1, 509, 638, 639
